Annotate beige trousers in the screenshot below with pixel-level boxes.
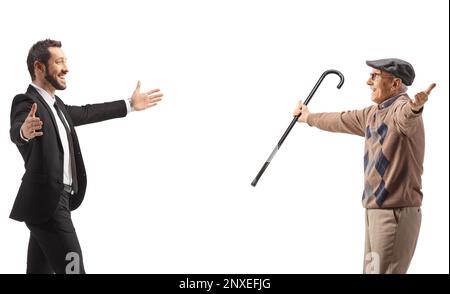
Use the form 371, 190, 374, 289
363, 207, 421, 274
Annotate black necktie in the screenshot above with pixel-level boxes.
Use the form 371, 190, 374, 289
54, 102, 78, 194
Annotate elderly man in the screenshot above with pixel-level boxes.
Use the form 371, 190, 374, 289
294, 58, 435, 274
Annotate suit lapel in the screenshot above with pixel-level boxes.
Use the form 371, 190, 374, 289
26, 85, 64, 150
54, 96, 75, 132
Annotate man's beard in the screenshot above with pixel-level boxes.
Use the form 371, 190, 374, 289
44, 67, 66, 90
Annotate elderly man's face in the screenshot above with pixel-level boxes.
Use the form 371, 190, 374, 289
366, 69, 397, 104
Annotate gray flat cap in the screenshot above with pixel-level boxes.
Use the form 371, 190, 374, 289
366, 58, 415, 86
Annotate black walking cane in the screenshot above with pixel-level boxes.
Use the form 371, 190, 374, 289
251, 70, 345, 187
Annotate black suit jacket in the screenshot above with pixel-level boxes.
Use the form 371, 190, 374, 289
9, 85, 127, 224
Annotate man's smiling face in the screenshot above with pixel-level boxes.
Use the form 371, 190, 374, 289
43, 47, 69, 91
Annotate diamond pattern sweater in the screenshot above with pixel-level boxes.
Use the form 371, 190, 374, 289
306, 94, 424, 208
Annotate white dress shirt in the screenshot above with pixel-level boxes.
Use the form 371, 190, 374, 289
31, 83, 74, 186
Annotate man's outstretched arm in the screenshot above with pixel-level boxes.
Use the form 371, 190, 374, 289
65, 81, 163, 126
10, 96, 43, 146
394, 83, 436, 136
294, 100, 370, 137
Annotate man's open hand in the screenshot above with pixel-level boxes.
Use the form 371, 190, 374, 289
21, 103, 43, 140
130, 81, 163, 111
411, 83, 436, 111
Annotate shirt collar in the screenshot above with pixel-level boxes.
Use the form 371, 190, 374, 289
30, 83, 56, 106
378, 92, 406, 110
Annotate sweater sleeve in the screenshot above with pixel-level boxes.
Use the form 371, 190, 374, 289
392, 99, 423, 137
306, 106, 372, 137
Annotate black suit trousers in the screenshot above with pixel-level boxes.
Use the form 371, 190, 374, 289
25, 190, 85, 274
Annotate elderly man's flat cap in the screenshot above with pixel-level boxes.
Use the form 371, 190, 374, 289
366, 58, 415, 86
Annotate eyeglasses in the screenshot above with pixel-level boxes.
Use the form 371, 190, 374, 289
369, 72, 395, 81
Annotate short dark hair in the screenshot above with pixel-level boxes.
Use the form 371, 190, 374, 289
26, 39, 62, 80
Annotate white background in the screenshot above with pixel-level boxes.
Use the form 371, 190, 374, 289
0, 0, 448, 273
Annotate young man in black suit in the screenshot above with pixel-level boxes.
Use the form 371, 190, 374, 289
9, 39, 163, 274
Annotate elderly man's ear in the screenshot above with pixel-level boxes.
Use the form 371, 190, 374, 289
392, 78, 403, 91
